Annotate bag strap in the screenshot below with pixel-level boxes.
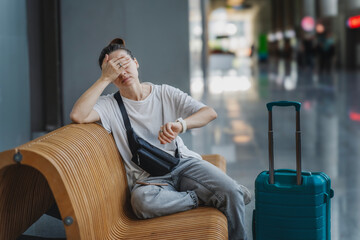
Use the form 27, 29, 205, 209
114, 91, 132, 131
114, 91, 138, 156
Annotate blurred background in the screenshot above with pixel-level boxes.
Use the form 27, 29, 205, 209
1, 0, 360, 239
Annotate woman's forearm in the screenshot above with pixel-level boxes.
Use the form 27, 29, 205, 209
158, 106, 217, 144
70, 77, 111, 123
184, 106, 217, 130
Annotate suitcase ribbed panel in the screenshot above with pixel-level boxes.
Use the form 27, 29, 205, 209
254, 171, 332, 240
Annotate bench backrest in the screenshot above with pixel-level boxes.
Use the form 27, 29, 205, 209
0, 123, 131, 239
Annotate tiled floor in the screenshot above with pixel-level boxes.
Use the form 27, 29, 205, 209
191, 59, 360, 240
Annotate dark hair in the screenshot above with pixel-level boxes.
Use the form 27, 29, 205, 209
98, 38, 135, 69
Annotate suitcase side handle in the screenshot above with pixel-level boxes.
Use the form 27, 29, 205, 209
267, 101, 302, 185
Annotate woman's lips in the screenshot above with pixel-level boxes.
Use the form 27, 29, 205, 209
122, 77, 129, 83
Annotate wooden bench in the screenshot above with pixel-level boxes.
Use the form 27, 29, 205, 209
0, 123, 228, 239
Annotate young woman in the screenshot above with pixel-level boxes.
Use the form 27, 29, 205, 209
70, 38, 251, 240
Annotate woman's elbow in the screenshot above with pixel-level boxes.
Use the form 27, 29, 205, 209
208, 107, 218, 121
70, 111, 84, 124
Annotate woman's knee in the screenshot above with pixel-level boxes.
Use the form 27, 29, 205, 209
218, 180, 246, 202
131, 186, 160, 219
223, 181, 251, 206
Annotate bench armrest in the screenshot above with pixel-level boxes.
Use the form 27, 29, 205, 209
201, 154, 226, 173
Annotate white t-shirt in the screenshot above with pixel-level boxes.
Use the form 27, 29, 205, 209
93, 83, 206, 189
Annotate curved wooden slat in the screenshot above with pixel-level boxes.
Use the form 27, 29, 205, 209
109, 207, 228, 240
0, 164, 54, 240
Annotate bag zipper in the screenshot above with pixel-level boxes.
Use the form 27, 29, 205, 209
137, 154, 141, 165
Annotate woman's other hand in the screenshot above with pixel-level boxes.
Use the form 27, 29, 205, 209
158, 121, 183, 144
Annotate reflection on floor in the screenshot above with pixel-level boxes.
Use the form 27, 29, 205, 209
191, 60, 360, 240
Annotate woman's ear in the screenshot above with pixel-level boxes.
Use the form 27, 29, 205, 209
134, 58, 139, 68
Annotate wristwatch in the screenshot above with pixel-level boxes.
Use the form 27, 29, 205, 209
176, 118, 187, 134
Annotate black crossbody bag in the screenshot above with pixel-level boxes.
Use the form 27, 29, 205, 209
114, 92, 180, 176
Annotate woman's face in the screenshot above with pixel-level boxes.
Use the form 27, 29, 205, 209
108, 49, 139, 87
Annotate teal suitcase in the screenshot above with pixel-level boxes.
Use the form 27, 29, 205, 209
253, 101, 334, 240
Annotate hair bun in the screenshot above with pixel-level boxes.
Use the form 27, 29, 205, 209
109, 38, 125, 46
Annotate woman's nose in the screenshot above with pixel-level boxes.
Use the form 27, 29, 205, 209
120, 71, 128, 79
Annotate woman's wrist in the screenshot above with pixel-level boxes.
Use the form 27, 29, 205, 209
99, 75, 113, 84
176, 118, 187, 134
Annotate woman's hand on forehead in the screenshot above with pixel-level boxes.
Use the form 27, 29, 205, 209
111, 55, 131, 69
110, 54, 127, 59
100, 54, 130, 82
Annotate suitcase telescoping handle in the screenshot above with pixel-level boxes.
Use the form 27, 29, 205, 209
267, 101, 302, 185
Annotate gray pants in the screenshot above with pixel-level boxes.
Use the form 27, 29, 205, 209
131, 157, 248, 240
